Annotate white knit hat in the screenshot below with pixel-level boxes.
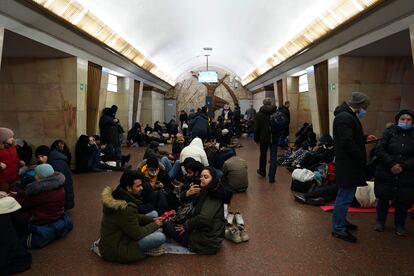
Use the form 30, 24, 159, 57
0, 196, 21, 215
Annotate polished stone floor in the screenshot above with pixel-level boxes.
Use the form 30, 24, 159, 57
24, 138, 414, 275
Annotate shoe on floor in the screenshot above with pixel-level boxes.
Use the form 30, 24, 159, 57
374, 223, 385, 232
145, 245, 165, 256
239, 229, 249, 242
345, 221, 358, 231
332, 231, 357, 243
307, 197, 325, 206
395, 225, 406, 236
234, 212, 245, 229
226, 212, 235, 225
294, 194, 307, 204
90, 239, 102, 257
256, 170, 265, 177
225, 226, 242, 243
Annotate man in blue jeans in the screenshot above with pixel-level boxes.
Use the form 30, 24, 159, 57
332, 92, 377, 242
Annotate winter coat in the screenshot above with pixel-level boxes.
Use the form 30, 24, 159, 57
374, 125, 414, 204
99, 109, 120, 147
245, 107, 256, 121
222, 156, 248, 192
16, 140, 32, 166
179, 113, 188, 122
190, 113, 209, 140
99, 186, 159, 263
17, 172, 66, 225
0, 146, 20, 183
48, 150, 74, 210
184, 177, 226, 254
0, 197, 31, 275
333, 102, 367, 188
179, 138, 209, 166
75, 140, 95, 173
143, 147, 169, 161
254, 104, 277, 144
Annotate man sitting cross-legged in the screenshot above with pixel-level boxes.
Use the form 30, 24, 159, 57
98, 170, 166, 262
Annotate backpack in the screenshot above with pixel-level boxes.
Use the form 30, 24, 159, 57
269, 110, 288, 133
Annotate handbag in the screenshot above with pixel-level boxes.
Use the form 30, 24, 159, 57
173, 202, 194, 224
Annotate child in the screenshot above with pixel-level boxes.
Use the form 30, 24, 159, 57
0, 128, 23, 192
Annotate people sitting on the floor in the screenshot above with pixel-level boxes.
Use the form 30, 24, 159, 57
99, 171, 166, 262
178, 158, 205, 204
0, 194, 32, 274
180, 137, 209, 167
222, 156, 248, 193
143, 141, 179, 178
374, 109, 414, 235
166, 119, 179, 137
16, 164, 73, 248
190, 106, 209, 141
138, 157, 178, 212
127, 122, 145, 147
205, 143, 236, 172
0, 127, 24, 193
93, 135, 131, 167
217, 128, 232, 148
35, 145, 74, 210
294, 123, 317, 149
163, 167, 231, 254
50, 139, 72, 165
75, 135, 123, 173
15, 138, 32, 166
172, 134, 187, 160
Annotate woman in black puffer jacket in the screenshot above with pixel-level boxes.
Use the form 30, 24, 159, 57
374, 109, 414, 236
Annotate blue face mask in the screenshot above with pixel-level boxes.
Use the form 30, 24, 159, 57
398, 122, 413, 130
357, 109, 366, 119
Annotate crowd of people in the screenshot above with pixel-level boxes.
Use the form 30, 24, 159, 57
2, 93, 414, 272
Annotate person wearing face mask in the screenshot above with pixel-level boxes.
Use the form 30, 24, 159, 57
374, 109, 414, 236
331, 92, 377, 243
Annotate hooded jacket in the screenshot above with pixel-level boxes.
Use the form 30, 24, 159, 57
179, 138, 209, 166
99, 108, 120, 147
48, 150, 74, 210
18, 172, 66, 225
190, 113, 209, 140
184, 174, 228, 254
254, 104, 277, 144
99, 186, 159, 263
333, 102, 367, 188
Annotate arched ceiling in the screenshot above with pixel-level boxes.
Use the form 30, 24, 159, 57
75, 0, 340, 83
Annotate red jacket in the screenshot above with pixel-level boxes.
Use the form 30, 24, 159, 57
17, 172, 66, 225
0, 146, 20, 183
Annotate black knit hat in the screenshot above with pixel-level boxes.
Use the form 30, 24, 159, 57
35, 145, 50, 157
395, 109, 414, 123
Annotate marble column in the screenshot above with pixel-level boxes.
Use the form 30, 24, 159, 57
0, 28, 4, 69
314, 61, 330, 135
136, 81, 144, 122
410, 25, 414, 65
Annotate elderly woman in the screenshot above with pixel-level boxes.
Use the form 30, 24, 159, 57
163, 167, 231, 254
374, 109, 414, 236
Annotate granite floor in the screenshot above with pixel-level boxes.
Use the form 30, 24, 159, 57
23, 138, 414, 275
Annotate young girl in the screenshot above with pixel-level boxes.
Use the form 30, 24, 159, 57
0, 128, 22, 192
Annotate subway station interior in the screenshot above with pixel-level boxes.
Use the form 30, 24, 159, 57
1, 0, 414, 275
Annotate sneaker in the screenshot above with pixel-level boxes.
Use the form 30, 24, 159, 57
226, 212, 235, 225
307, 197, 326, 206
239, 229, 249, 242
374, 223, 385, 232
90, 239, 102, 257
332, 231, 357, 243
234, 212, 245, 229
395, 225, 406, 236
256, 170, 265, 177
294, 194, 307, 204
225, 226, 242, 243
345, 221, 358, 231
145, 245, 165, 256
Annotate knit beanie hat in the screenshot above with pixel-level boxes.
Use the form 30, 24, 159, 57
348, 92, 370, 109
0, 127, 14, 143
0, 196, 21, 215
395, 109, 414, 123
35, 163, 54, 178
35, 145, 50, 157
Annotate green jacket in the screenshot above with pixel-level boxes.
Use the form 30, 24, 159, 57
99, 186, 159, 263
184, 191, 225, 254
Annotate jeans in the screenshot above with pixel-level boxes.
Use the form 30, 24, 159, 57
163, 221, 190, 248
169, 161, 181, 180
137, 231, 166, 251
161, 156, 172, 173
376, 198, 408, 227
259, 143, 278, 181
332, 187, 357, 233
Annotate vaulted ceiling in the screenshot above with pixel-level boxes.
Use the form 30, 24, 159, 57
32, 0, 381, 86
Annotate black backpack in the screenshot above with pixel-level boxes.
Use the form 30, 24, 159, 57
269, 109, 288, 133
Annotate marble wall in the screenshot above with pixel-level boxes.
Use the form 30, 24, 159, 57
139, 89, 165, 127
0, 57, 79, 153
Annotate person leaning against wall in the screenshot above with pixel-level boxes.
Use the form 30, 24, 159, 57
374, 109, 414, 236
331, 92, 377, 243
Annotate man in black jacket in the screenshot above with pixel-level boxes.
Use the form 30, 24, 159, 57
254, 98, 278, 183
332, 92, 376, 243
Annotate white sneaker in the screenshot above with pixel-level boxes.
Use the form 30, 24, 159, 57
226, 212, 235, 225
235, 212, 245, 229
90, 239, 102, 257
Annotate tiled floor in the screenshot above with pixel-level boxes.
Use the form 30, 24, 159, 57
24, 139, 414, 275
